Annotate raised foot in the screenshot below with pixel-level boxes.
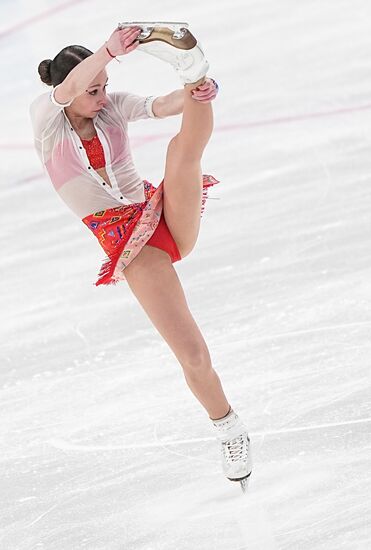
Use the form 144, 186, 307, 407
124, 22, 208, 85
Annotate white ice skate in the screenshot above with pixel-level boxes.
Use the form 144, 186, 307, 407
117, 21, 209, 85
211, 407, 252, 493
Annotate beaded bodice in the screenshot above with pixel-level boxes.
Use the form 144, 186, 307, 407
81, 134, 106, 169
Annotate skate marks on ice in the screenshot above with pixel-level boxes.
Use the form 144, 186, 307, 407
48, 413, 371, 452
147, 428, 331, 550
234, 499, 278, 550
117, 450, 330, 550
46, 437, 278, 549
127, 425, 273, 549
114, 475, 279, 550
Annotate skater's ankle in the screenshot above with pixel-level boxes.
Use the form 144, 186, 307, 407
184, 76, 207, 91
210, 404, 232, 421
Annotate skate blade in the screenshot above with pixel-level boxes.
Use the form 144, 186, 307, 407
139, 28, 196, 50
240, 477, 250, 493
117, 21, 189, 41
228, 471, 251, 494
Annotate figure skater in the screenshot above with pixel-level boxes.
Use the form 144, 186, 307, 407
29, 23, 252, 492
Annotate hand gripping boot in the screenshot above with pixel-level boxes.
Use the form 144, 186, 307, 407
118, 21, 209, 85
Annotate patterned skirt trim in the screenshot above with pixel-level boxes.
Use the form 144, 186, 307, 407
81, 174, 220, 286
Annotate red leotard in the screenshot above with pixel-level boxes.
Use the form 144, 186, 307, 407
81, 133, 181, 264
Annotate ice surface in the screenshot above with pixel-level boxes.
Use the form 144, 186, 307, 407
1, 0, 371, 548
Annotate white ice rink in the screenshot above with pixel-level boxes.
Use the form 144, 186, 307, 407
1, 0, 371, 548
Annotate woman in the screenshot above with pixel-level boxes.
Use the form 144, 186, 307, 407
29, 23, 252, 492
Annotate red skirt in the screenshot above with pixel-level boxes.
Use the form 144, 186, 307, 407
82, 175, 219, 286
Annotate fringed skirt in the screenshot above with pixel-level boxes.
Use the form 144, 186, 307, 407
82, 175, 220, 286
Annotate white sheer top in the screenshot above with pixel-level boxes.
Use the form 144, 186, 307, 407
29, 84, 158, 219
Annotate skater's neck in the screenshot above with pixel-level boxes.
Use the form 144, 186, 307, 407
65, 112, 98, 141
65, 112, 93, 132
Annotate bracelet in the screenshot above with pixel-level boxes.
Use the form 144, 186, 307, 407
210, 78, 219, 92
105, 43, 116, 59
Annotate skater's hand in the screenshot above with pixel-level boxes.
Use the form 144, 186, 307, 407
191, 78, 219, 103
106, 26, 142, 56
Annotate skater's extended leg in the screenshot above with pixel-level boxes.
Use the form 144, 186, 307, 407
124, 245, 230, 420
125, 246, 252, 490
162, 81, 214, 257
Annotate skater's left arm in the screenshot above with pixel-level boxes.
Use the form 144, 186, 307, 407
152, 78, 218, 117
152, 89, 184, 117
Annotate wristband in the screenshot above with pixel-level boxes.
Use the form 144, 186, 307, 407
210, 78, 219, 92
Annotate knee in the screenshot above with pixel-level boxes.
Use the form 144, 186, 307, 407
179, 344, 212, 377
166, 134, 203, 163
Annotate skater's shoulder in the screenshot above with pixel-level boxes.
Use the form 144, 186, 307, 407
29, 90, 49, 110
30, 85, 73, 110
29, 87, 68, 136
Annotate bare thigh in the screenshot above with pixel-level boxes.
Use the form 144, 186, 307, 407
162, 87, 213, 258
124, 244, 210, 369
162, 137, 203, 258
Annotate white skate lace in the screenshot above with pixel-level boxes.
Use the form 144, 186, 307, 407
223, 433, 249, 464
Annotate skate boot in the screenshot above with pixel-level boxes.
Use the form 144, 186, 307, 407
117, 21, 209, 85
211, 406, 252, 493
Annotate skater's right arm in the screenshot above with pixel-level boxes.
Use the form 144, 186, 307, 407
54, 27, 141, 104
30, 27, 141, 141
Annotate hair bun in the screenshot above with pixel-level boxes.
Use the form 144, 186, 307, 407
38, 59, 53, 86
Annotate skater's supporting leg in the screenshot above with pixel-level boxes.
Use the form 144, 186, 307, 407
162, 81, 214, 257
124, 245, 231, 420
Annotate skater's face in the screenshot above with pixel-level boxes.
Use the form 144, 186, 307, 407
66, 70, 109, 119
